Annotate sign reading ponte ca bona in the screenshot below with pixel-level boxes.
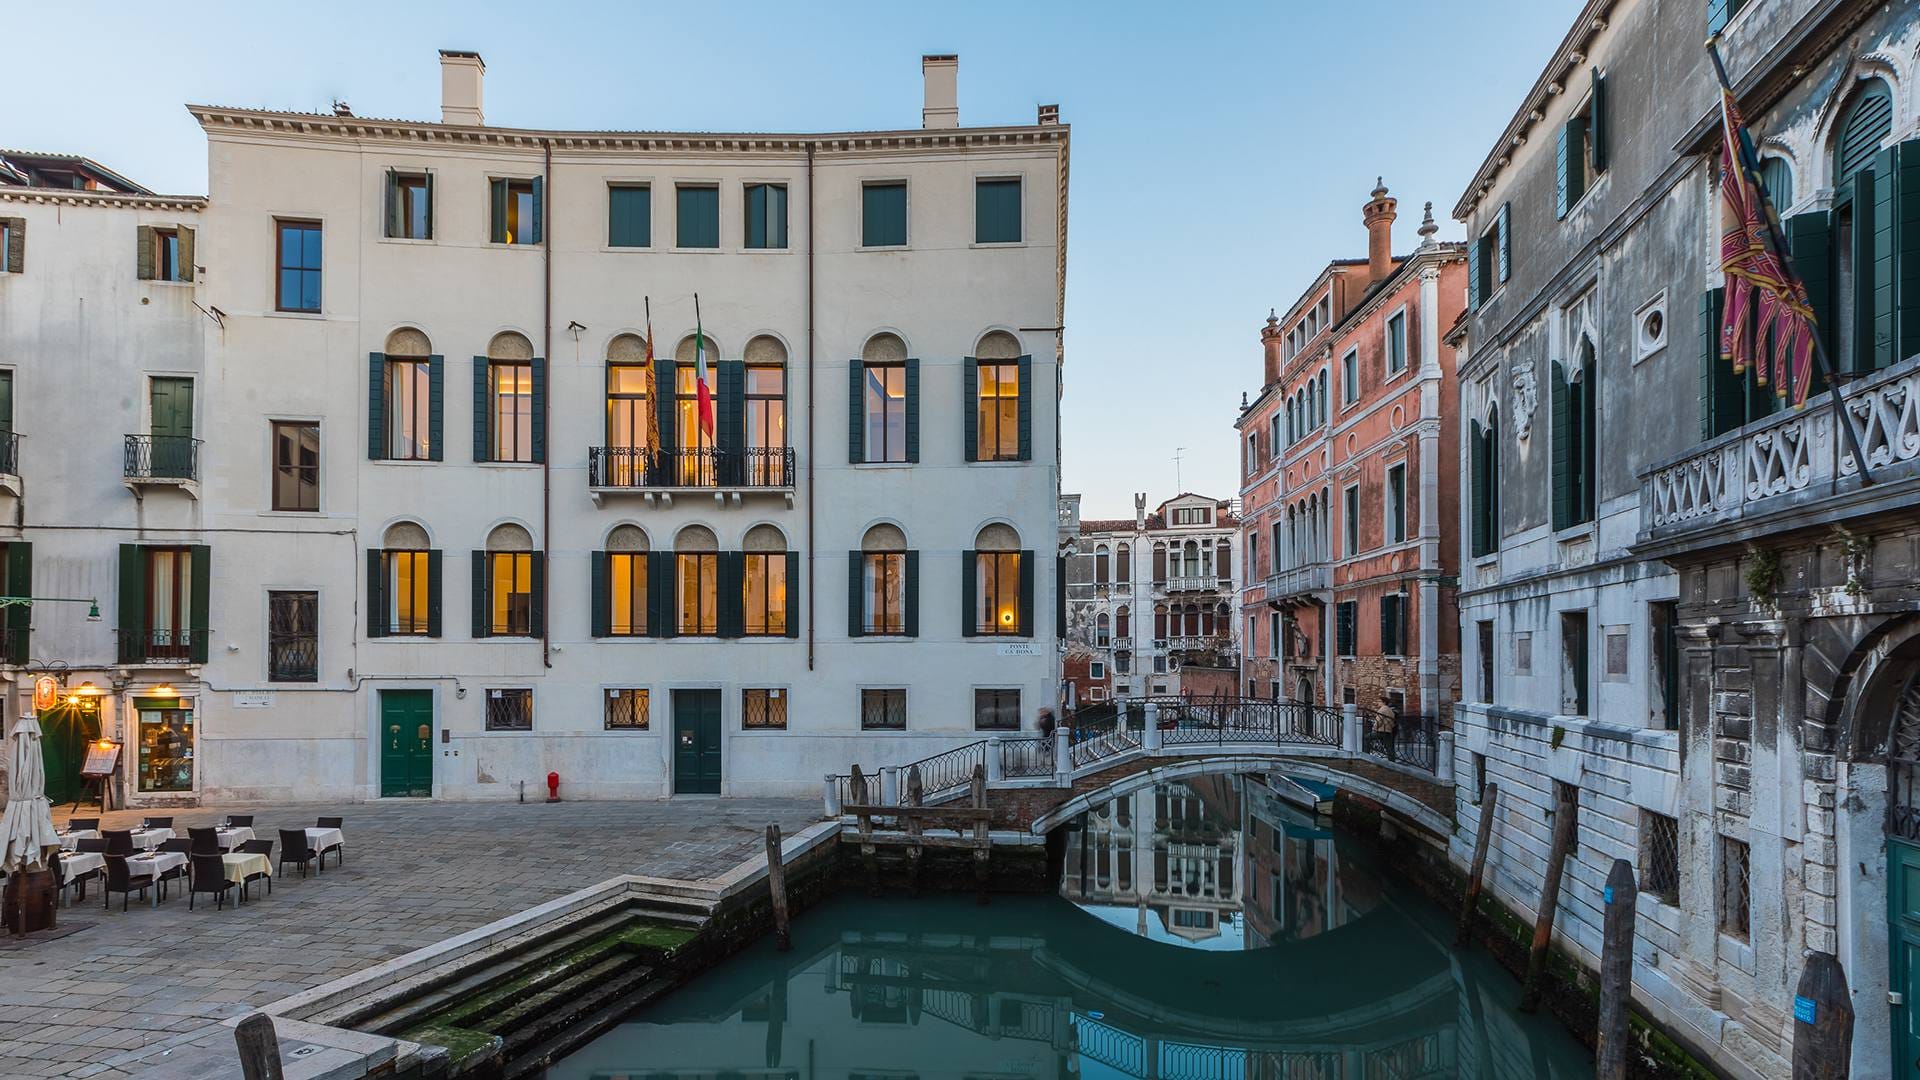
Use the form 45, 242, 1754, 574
997, 643, 1042, 657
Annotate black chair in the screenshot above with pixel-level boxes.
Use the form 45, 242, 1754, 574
238, 839, 273, 897
141, 816, 173, 830
102, 856, 152, 911
188, 827, 220, 855
187, 854, 238, 910
154, 843, 189, 897
75, 837, 106, 854
316, 817, 343, 828
65, 817, 99, 833
102, 830, 135, 857
158, 838, 191, 853
278, 830, 318, 879
315, 817, 344, 868
223, 815, 254, 828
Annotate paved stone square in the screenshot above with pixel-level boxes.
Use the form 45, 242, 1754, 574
0, 798, 818, 1078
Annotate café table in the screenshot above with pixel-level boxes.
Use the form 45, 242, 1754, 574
214, 827, 255, 852
58, 830, 100, 851
128, 828, 171, 851
124, 851, 187, 908
54, 852, 104, 905
222, 852, 271, 900
306, 827, 344, 872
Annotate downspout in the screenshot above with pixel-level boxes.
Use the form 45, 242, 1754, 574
1416, 262, 1441, 718
806, 143, 817, 671
541, 137, 553, 669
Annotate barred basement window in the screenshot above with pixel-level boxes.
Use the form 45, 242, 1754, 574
1471, 752, 1487, 803
604, 688, 648, 730
1641, 811, 1680, 906
861, 688, 907, 731
266, 591, 317, 683
744, 688, 787, 730
974, 688, 1020, 731
486, 688, 533, 732
1718, 835, 1751, 941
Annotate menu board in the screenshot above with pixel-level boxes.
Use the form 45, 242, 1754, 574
80, 742, 122, 778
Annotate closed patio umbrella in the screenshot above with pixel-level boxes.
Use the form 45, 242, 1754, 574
0, 714, 60, 875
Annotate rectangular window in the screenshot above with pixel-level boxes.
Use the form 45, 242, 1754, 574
1651, 600, 1679, 730
146, 547, 194, 660
271, 421, 319, 511
676, 184, 719, 249
496, 179, 538, 245
0, 220, 12, 273
1386, 463, 1407, 544
1153, 655, 1167, 674
1603, 625, 1630, 680
486, 687, 533, 732
975, 177, 1021, 243
1115, 652, 1130, 674
606, 363, 650, 458
385, 359, 432, 460
489, 552, 534, 636
1474, 214, 1504, 303
863, 362, 907, 463
1380, 593, 1407, 657
489, 361, 534, 463
605, 688, 649, 730
384, 550, 430, 635
743, 688, 788, 730
744, 551, 789, 636
861, 688, 907, 731
975, 551, 1023, 635
746, 362, 787, 464
744, 183, 788, 249
275, 220, 322, 313
864, 551, 906, 634
1471, 752, 1487, 803
974, 688, 1021, 731
1342, 348, 1359, 403
1477, 620, 1494, 704
674, 362, 716, 464
677, 552, 718, 635
1558, 94, 1595, 217
976, 361, 1021, 461
1717, 835, 1750, 940
1642, 811, 1680, 906
1089, 660, 1106, 679
1514, 631, 1533, 676
608, 552, 647, 636
388, 172, 431, 239
136, 700, 193, 793
1335, 600, 1357, 657
1342, 484, 1360, 555
267, 590, 317, 683
153, 227, 183, 282
1386, 311, 1408, 374
608, 185, 651, 248
1561, 611, 1590, 716
862, 182, 907, 247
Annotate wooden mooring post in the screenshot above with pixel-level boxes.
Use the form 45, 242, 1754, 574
969, 764, 990, 904
1791, 951, 1854, 1079
904, 767, 925, 896
850, 765, 878, 895
1518, 789, 1577, 1013
765, 823, 792, 952
1595, 858, 1638, 1080
1455, 782, 1498, 946
235, 1012, 284, 1080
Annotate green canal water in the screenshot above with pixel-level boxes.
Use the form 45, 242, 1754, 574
552, 774, 1594, 1079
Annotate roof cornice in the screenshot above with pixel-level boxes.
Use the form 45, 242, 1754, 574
187, 105, 1069, 155
0, 187, 205, 211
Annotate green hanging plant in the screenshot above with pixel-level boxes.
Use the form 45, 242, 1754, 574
1838, 529, 1870, 598
1744, 547, 1781, 608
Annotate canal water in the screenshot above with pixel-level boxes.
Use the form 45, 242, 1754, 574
553, 773, 1594, 1079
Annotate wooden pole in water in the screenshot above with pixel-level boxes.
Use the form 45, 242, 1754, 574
970, 763, 990, 904
1595, 857, 1638, 1080
1518, 789, 1577, 1013
905, 766, 925, 897
765, 823, 792, 951
234, 1012, 284, 1080
1791, 951, 1854, 1079
1456, 782, 1498, 946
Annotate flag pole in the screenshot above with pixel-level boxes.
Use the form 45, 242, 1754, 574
1706, 36, 1873, 485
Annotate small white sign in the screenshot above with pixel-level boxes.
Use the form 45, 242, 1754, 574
234, 692, 275, 709
997, 643, 1041, 657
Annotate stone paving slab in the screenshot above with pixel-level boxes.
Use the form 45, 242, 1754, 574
0, 798, 816, 1078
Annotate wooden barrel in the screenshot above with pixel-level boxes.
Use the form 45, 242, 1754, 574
2, 867, 57, 933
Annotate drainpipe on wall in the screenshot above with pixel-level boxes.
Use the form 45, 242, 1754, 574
541, 137, 553, 670
1416, 263, 1442, 717
806, 143, 816, 671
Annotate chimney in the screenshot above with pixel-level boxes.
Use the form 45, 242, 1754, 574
1134, 493, 1148, 530
1261, 309, 1284, 386
439, 50, 486, 126
922, 55, 959, 129
1037, 104, 1060, 126
1363, 177, 1397, 285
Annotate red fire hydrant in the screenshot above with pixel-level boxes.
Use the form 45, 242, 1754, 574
546, 771, 561, 803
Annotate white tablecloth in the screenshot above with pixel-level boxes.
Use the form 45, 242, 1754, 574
222, 852, 270, 887
58, 852, 104, 880
215, 827, 255, 851
128, 829, 171, 850
126, 851, 186, 880
306, 828, 343, 853
58, 830, 100, 851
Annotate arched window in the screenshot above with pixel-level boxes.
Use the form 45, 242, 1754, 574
1306, 381, 1318, 429
1833, 78, 1893, 185
670, 333, 722, 480
1318, 370, 1330, 422
1216, 539, 1231, 583
1116, 542, 1131, 583
375, 521, 435, 636
1154, 603, 1169, 640
484, 332, 537, 464
601, 333, 651, 485
1759, 155, 1794, 210
1470, 406, 1502, 557
972, 331, 1024, 463
1151, 542, 1167, 584
1182, 540, 1200, 580
970, 523, 1026, 636
976, 330, 1022, 359
1115, 605, 1131, 638
382, 328, 435, 461
856, 523, 910, 636
742, 524, 791, 636
744, 336, 789, 479
1552, 338, 1597, 529
1200, 603, 1214, 637
600, 524, 649, 636
482, 523, 538, 637
674, 525, 719, 635
1095, 543, 1110, 584
860, 332, 910, 464
1286, 399, 1297, 443
1184, 603, 1201, 637
1095, 611, 1111, 648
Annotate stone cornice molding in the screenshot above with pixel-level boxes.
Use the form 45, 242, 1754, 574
0, 187, 205, 212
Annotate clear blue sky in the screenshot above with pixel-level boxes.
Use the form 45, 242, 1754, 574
10, 1, 1573, 518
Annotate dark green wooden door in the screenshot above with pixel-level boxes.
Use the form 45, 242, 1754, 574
149, 377, 194, 478
39, 705, 99, 806
1893, 837, 1920, 1077
379, 690, 434, 798
673, 689, 722, 794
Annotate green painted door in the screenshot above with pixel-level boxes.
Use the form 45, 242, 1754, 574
149, 377, 194, 478
39, 705, 100, 806
1894, 837, 1920, 1077
673, 689, 722, 794
379, 690, 434, 798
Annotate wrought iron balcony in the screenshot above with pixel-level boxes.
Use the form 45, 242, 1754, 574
588, 446, 796, 507
1638, 355, 1920, 550
115, 628, 208, 665
1264, 561, 1332, 600
124, 434, 201, 495
0, 430, 18, 497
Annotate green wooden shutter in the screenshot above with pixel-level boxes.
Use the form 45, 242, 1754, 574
591, 551, 610, 637
1555, 123, 1573, 220
1591, 72, 1609, 173
654, 355, 677, 460
384, 168, 399, 238
1497, 203, 1511, 282
367, 550, 387, 638
847, 551, 864, 638
1016, 356, 1033, 462
1868, 149, 1898, 371
1707, 0, 1732, 34
530, 357, 547, 463
189, 544, 211, 663
368, 353, 387, 460
1469, 420, 1487, 557
1055, 555, 1067, 641
717, 360, 744, 484
490, 179, 508, 244
117, 544, 145, 664
3, 218, 22, 274
848, 361, 865, 463
426, 549, 443, 638
1700, 287, 1745, 440
1379, 597, 1394, 656
1835, 81, 1893, 186
528, 552, 545, 637
1017, 551, 1035, 637
1550, 362, 1571, 531
530, 176, 545, 245
904, 550, 919, 638
784, 551, 800, 639
178, 226, 194, 283
428, 354, 445, 461
136, 225, 154, 280
473, 358, 491, 462
718, 552, 744, 638
1895, 139, 1920, 363
963, 358, 979, 462
904, 358, 920, 463
1787, 212, 1832, 368
648, 552, 674, 639
471, 551, 488, 638
1488, 418, 1501, 552
1466, 234, 1482, 310
3, 542, 27, 665
960, 550, 977, 637
425, 171, 435, 239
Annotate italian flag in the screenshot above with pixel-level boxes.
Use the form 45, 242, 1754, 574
694, 310, 715, 440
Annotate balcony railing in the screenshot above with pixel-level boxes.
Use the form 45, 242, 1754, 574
1639, 355, 1920, 543
124, 434, 200, 483
0, 430, 17, 476
1264, 561, 1331, 599
1160, 575, 1221, 594
1167, 634, 1233, 653
588, 446, 795, 490
116, 628, 207, 665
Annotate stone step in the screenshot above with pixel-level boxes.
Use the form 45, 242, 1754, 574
501, 970, 680, 1080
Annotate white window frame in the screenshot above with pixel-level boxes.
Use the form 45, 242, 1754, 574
1383, 306, 1410, 380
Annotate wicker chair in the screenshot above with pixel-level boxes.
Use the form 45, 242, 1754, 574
277, 830, 318, 879
187, 854, 239, 910
101, 856, 152, 911
315, 817, 344, 868
102, 830, 135, 857
187, 827, 221, 855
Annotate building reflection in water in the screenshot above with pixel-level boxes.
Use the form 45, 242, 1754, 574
552, 774, 1593, 1080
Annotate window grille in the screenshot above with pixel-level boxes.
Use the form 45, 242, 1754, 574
486, 688, 533, 732
1641, 811, 1680, 905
